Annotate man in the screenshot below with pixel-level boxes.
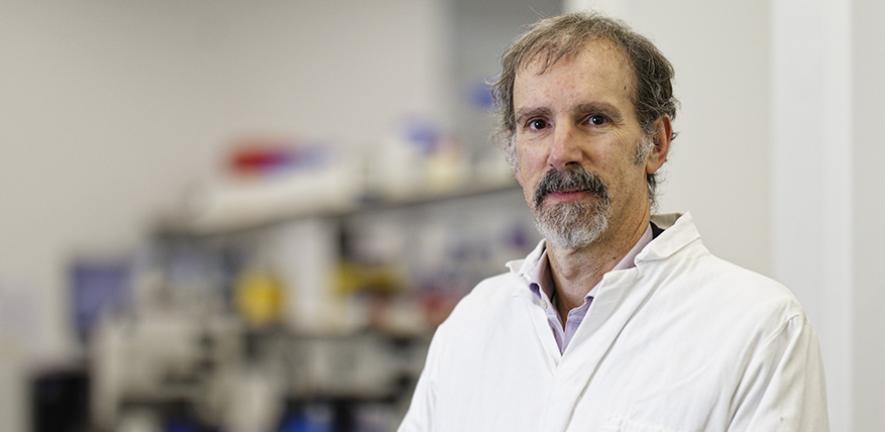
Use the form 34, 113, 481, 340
399, 12, 828, 432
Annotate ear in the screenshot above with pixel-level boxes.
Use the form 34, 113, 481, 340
645, 116, 672, 174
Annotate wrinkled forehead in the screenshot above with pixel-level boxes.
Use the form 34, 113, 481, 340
516, 37, 636, 96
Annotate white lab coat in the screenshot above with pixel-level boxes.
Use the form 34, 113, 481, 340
400, 213, 828, 432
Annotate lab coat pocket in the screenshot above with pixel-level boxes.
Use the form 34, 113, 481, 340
600, 416, 683, 432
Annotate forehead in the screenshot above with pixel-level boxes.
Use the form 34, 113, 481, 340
514, 38, 635, 108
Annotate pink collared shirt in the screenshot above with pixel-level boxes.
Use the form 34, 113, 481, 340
526, 225, 654, 353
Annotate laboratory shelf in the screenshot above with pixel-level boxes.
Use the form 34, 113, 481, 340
156, 176, 521, 238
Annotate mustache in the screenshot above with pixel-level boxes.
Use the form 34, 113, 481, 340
533, 166, 609, 208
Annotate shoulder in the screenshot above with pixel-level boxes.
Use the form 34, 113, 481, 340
702, 254, 802, 318
652, 247, 808, 343
423, 271, 532, 372
441, 271, 526, 329
646, 213, 807, 331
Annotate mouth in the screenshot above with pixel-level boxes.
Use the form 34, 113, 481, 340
543, 189, 594, 204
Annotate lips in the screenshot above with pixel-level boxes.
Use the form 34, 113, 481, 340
539, 187, 599, 207
552, 188, 588, 194
544, 188, 595, 204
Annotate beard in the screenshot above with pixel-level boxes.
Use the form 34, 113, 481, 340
531, 166, 611, 249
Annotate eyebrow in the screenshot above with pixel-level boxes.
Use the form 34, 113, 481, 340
574, 102, 624, 123
515, 107, 552, 125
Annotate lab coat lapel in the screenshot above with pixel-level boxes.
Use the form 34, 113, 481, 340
520, 291, 562, 368
509, 241, 563, 368
538, 268, 655, 431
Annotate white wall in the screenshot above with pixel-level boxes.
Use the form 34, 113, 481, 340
852, 0, 885, 429
771, 0, 855, 429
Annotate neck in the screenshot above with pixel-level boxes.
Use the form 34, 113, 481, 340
547, 211, 650, 322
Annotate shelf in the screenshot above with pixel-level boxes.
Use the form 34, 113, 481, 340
156, 176, 522, 238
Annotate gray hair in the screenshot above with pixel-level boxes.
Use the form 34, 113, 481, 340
492, 12, 678, 206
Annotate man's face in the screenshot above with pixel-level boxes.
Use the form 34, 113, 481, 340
512, 39, 656, 249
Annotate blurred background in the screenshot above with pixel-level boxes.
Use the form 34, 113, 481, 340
0, 0, 882, 431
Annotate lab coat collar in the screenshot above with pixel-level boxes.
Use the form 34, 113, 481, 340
507, 237, 547, 278
638, 212, 700, 263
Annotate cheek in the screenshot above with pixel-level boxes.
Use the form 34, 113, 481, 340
516, 142, 549, 172
514, 149, 545, 207
515, 151, 542, 187
514, 165, 536, 204
608, 161, 648, 200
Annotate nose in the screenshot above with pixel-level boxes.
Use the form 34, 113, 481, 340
547, 121, 582, 170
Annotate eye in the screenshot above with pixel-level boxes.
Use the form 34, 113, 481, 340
526, 118, 549, 131
585, 114, 608, 126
